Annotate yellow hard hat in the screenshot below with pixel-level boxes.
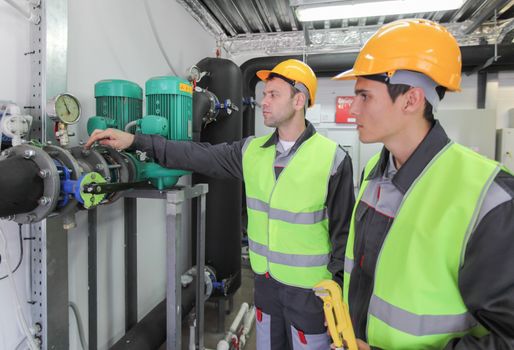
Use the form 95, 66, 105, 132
257, 59, 318, 106
333, 19, 462, 91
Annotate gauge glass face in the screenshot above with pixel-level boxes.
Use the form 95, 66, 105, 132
54, 94, 80, 124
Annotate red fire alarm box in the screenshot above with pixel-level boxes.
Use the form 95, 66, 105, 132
335, 96, 355, 124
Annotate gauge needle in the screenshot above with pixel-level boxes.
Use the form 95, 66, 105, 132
63, 99, 71, 115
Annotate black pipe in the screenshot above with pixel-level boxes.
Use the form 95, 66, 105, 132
192, 91, 211, 142
109, 278, 197, 350
0, 155, 44, 217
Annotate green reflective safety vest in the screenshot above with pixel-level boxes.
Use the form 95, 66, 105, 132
344, 142, 499, 349
242, 132, 338, 288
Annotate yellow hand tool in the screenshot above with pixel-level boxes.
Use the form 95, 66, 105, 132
313, 280, 358, 350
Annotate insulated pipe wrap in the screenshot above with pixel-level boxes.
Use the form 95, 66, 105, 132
193, 57, 243, 296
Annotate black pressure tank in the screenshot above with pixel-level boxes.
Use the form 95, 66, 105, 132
193, 57, 242, 296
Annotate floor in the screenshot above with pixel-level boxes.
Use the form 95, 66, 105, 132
160, 264, 256, 350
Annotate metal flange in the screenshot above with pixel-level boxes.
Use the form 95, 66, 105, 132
0, 145, 60, 223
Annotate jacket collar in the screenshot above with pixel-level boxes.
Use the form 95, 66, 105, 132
367, 120, 451, 194
261, 120, 316, 151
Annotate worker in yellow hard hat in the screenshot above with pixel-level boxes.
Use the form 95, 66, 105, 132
334, 19, 514, 349
85, 59, 356, 350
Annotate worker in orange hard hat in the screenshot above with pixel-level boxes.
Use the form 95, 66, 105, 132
334, 19, 514, 350
85, 59, 356, 349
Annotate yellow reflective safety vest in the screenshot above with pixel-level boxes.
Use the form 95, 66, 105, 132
243, 132, 338, 288
344, 142, 498, 349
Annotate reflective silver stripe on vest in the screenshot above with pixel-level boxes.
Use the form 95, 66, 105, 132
369, 294, 477, 336
344, 257, 354, 274
249, 239, 269, 256
249, 239, 330, 267
246, 197, 328, 224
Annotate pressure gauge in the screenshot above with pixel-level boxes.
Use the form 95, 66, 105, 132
186, 65, 208, 83
47, 93, 81, 124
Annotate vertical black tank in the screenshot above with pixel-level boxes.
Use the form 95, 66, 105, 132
194, 57, 242, 296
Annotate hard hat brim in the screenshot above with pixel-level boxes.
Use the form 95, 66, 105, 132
256, 70, 271, 81
332, 69, 359, 81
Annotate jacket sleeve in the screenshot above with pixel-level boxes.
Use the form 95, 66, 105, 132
130, 133, 247, 181
444, 173, 514, 350
326, 147, 355, 288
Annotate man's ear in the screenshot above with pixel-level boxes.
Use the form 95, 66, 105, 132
403, 87, 425, 113
294, 92, 307, 111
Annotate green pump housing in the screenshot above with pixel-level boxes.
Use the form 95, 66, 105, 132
87, 77, 192, 190
134, 76, 193, 188
87, 79, 143, 135
145, 76, 193, 141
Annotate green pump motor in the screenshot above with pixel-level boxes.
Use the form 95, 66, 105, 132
144, 76, 193, 141
87, 79, 143, 134
86, 78, 192, 190
134, 76, 193, 188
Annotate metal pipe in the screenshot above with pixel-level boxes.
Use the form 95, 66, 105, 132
124, 120, 138, 133
88, 209, 98, 350
124, 198, 138, 331
464, 0, 511, 35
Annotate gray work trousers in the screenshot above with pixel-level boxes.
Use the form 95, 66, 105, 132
254, 273, 331, 350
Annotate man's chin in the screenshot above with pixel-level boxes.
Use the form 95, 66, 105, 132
263, 120, 276, 128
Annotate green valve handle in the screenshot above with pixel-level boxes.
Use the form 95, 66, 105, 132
80, 172, 107, 208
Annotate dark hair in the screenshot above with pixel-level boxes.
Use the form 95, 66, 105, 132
267, 73, 297, 98
386, 84, 446, 123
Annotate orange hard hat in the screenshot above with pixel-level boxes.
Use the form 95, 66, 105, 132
333, 19, 462, 91
257, 59, 318, 106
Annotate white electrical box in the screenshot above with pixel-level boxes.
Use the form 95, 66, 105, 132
496, 128, 514, 172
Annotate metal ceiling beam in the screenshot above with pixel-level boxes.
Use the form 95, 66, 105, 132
246, 0, 268, 32
227, 0, 252, 34
263, 0, 282, 31
253, 0, 273, 32
222, 20, 509, 56
498, 0, 514, 16
449, 0, 479, 22
464, 0, 511, 34
286, 1, 298, 30
498, 17, 514, 42
177, 0, 227, 38
203, 0, 238, 36
431, 11, 446, 22
272, 0, 291, 30
304, 23, 312, 45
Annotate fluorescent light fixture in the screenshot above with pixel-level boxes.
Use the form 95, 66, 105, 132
295, 0, 466, 22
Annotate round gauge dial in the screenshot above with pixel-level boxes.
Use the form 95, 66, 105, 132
48, 93, 81, 124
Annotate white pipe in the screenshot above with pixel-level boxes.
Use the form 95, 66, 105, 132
4, 0, 40, 24
188, 320, 196, 350
124, 120, 138, 133
0, 226, 38, 350
238, 306, 256, 349
229, 302, 249, 334
216, 302, 250, 350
